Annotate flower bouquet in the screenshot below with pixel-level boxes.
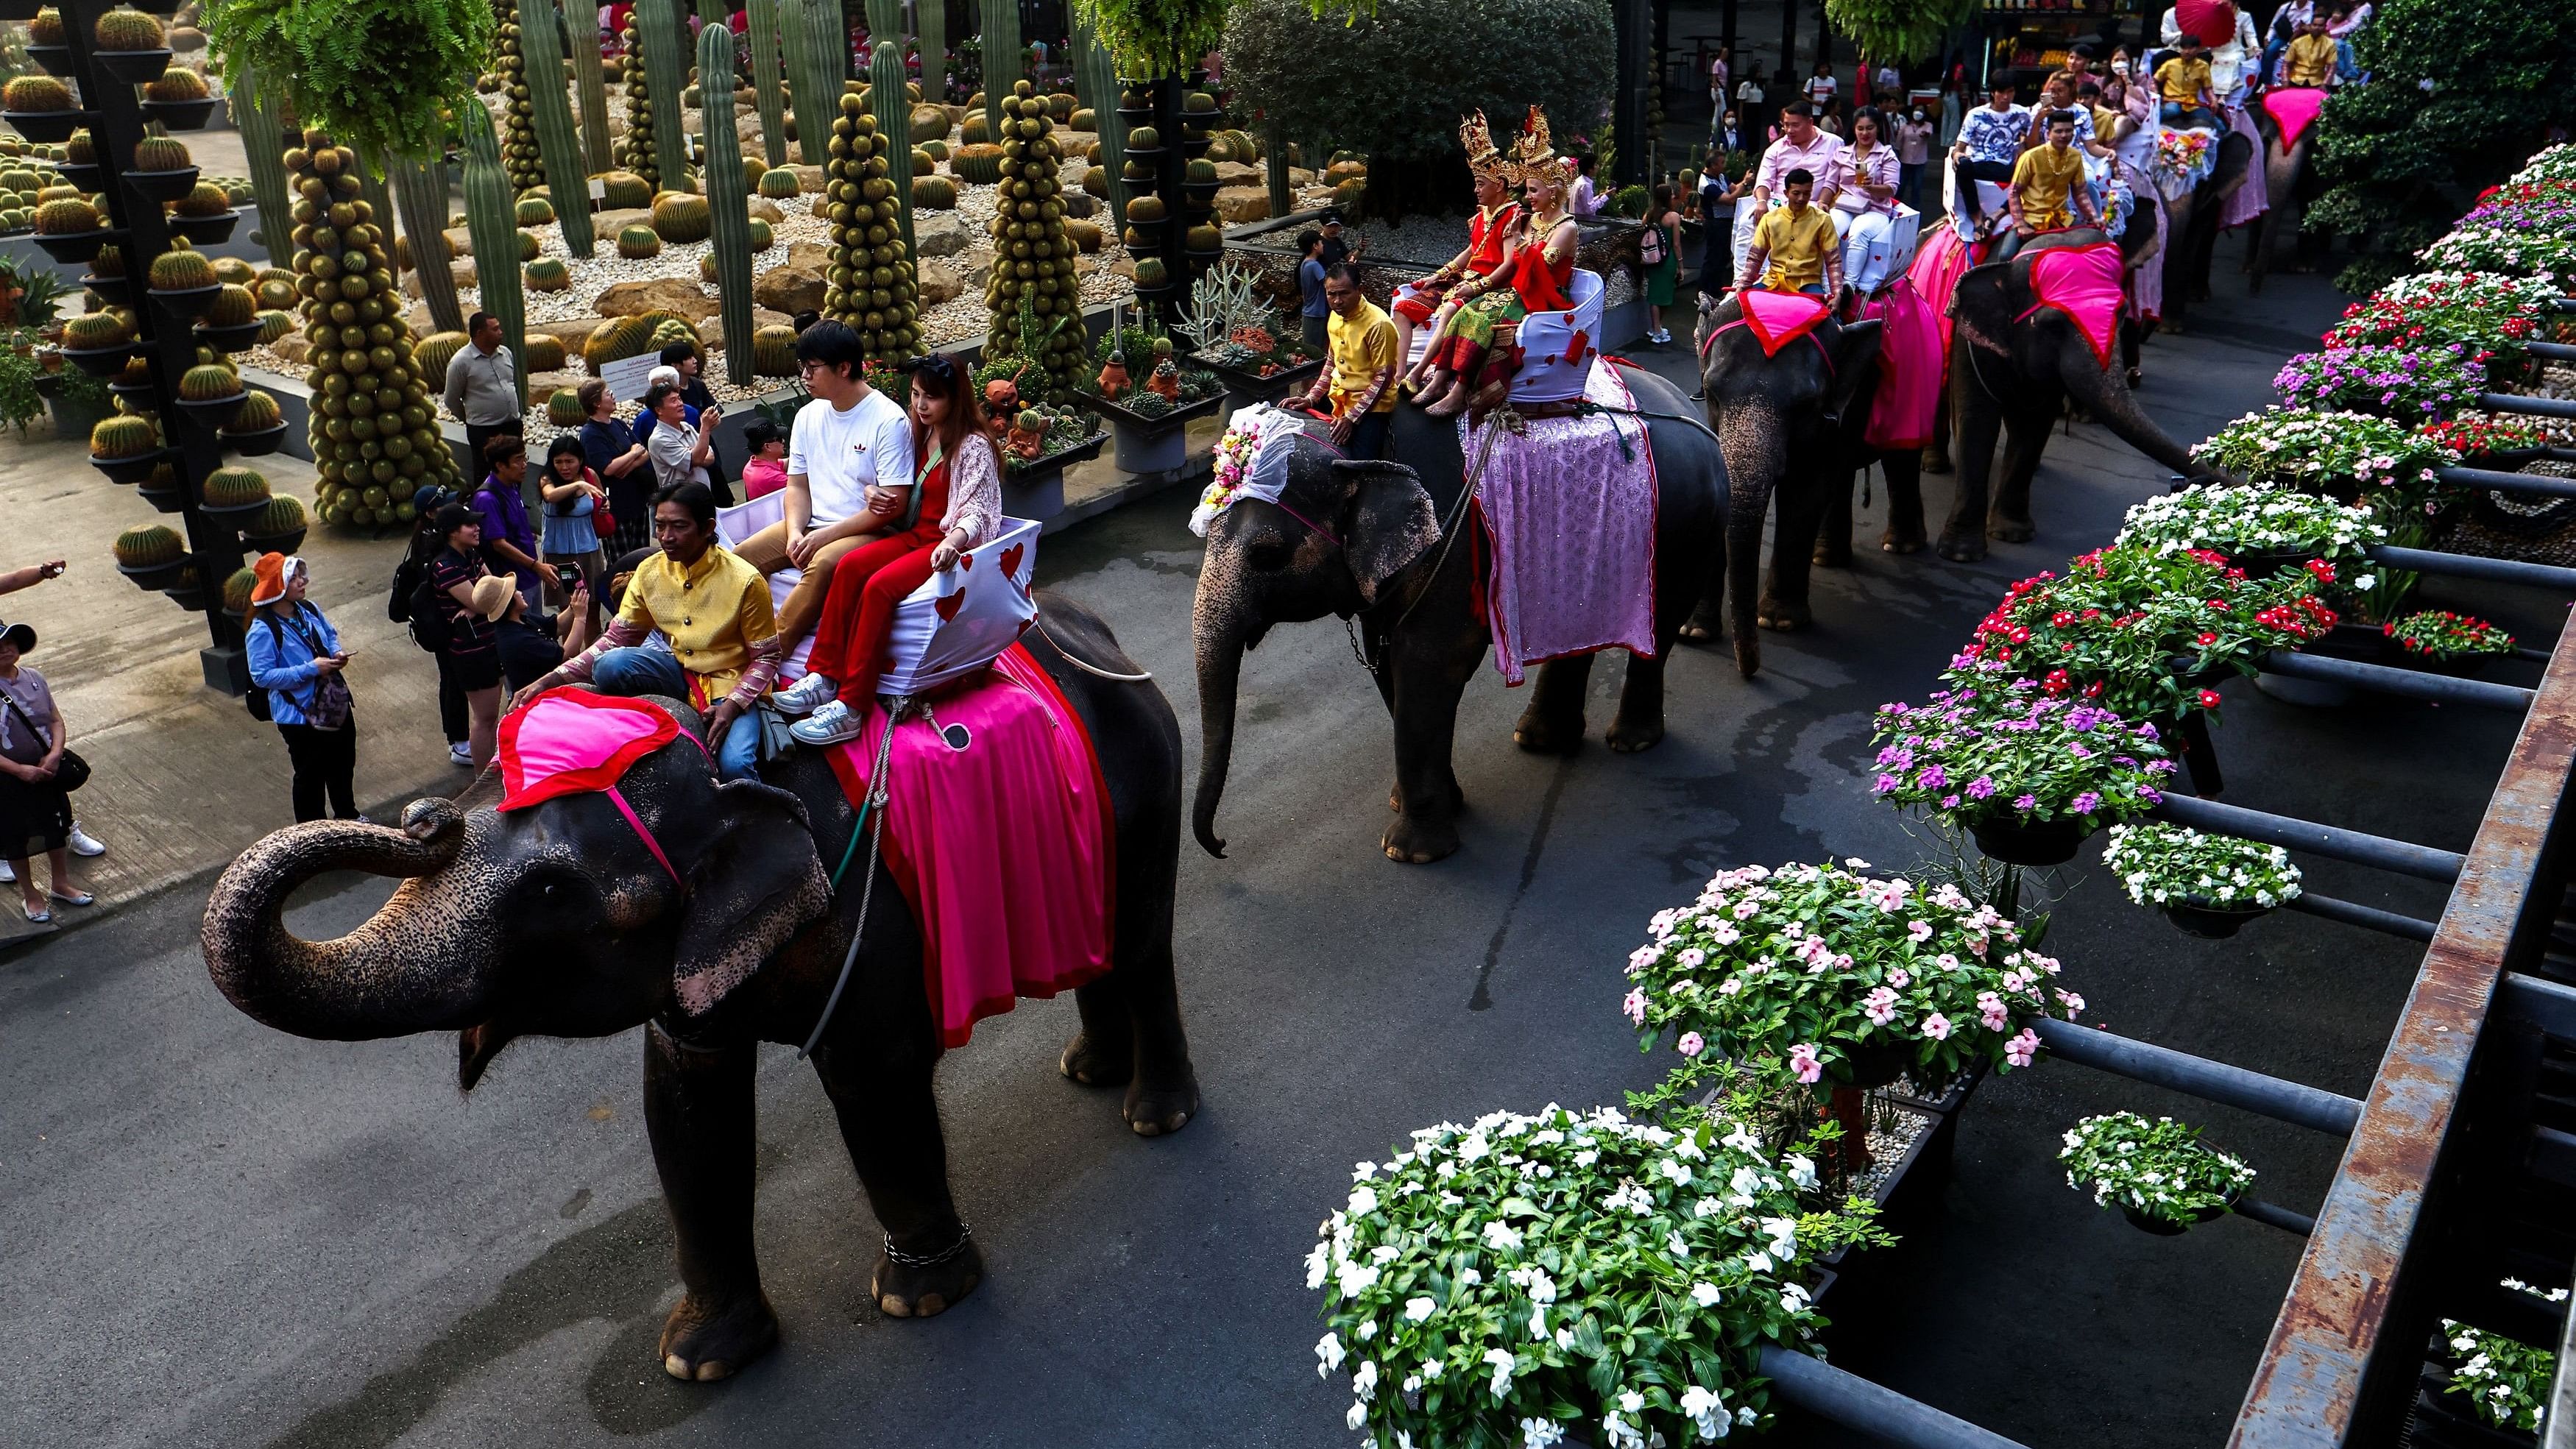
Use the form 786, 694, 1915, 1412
1957, 545, 2339, 723
2101, 822, 2301, 938
2384, 609, 2515, 673
2273, 341, 2488, 422
2151, 127, 2215, 199
1308, 1104, 1892, 1449
1872, 665, 2175, 862
2115, 483, 2383, 575
1624, 860, 2084, 1103
2440, 1280, 2567, 1434
2059, 1111, 2254, 1234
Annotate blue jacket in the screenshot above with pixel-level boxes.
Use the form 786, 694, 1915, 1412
244, 601, 347, 726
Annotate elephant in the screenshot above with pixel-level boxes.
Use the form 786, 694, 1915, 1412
2244, 105, 2321, 290
1941, 229, 2223, 562
199, 595, 1200, 1381
1685, 291, 1889, 678
2154, 124, 2257, 333
1190, 366, 1727, 865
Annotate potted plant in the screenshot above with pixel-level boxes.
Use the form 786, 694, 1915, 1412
2416, 414, 2550, 471
139, 66, 219, 130
1174, 261, 1323, 411
1308, 1102, 1889, 1449
2323, 269, 2548, 381
1080, 324, 1227, 476
89, 5, 173, 85
2432, 1283, 2566, 1438
1, 74, 92, 143
1624, 859, 2084, 1179
2114, 483, 2384, 578
2101, 822, 2302, 938
2382, 609, 2516, 676
2274, 339, 2488, 423
2059, 1110, 2255, 1236
110, 521, 188, 589
88, 411, 166, 483
1872, 667, 2178, 865
997, 397, 1108, 518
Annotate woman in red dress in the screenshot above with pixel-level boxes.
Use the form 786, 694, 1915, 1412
775, 352, 1005, 744
1417, 115, 1580, 419
1393, 110, 1524, 385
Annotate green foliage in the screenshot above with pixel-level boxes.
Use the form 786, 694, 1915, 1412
203, 0, 495, 166
0, 339, 43, 437
1824, 0, 1974, 67
1069, 0, 1228, 80
1225, 0, 1613, 165
2306, 0, 2576, 294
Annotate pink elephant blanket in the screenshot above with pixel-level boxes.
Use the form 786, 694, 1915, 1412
2221, 107, 2271, 230
1860, 277, 1944, 451
2262, 87, 2328, 155
1465, 358, 1659, 685
2022, 241, 2127, 369
824, 643, 1114, 1049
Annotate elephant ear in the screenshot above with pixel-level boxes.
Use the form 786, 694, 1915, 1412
1334, 458, 1440, 607
1821, 318, 1885, 429
671, 778, 831, 1016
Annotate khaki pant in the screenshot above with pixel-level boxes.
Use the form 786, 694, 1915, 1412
730, 522, 876, 644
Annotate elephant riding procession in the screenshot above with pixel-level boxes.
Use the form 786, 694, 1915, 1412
12, 0, 2572, 1439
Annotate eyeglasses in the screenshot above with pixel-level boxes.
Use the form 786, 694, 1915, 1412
796, 359, 826, 375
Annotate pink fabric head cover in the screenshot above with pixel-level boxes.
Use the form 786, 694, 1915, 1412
2023, 242, 2126, 369
1738, 288, 1832, 358
2262, 86, 2329, 155
498, 689, 709, 886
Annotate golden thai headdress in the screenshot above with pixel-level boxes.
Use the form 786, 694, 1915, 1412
1510, 105, 1560, 188
1459, 110, 1506, 180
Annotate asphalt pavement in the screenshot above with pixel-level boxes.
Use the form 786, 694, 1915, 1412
3, 249, 2542, 1448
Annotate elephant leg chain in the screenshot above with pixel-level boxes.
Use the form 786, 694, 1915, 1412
882, 1218, 975, 1268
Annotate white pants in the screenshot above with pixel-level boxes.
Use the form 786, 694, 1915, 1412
1830, 205, 1919, 294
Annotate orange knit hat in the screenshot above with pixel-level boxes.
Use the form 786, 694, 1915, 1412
247, 552, 302, 611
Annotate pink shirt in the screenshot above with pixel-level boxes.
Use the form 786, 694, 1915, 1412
1826, 140, 1900, 216
743, 455, 788, 500
1756, 130, 1849, 203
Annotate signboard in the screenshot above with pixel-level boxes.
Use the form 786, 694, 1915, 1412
597, 350, 665, 406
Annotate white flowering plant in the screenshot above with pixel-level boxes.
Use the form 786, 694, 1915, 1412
2442, 1278, 2568, 1434
2416, 225, 2576, 286
2114, 484, 2385, 567
2512, 144, 2576, 186
2058, 1111, 2254, 1229
2189, 408, 2458, 495
1623, 862, 2084, 1098
2101, 823, 2302, 911
1309, 1105, 1894, 1449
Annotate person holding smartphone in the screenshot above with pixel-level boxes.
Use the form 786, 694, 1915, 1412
243, 553, 363, 824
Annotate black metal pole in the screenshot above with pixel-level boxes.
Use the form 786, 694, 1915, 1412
2366, 544, 2576, 593
2435, 464, 2576, 498
2234, 1197, 2318, 1236
2031, 1018, 2365, 1136
2474, 392, 2576, 422
1757, 1347, 2035, 1449
2154, 793, 2468, 883
2259, 650, 2537, 712
2282, 890, 2440, 943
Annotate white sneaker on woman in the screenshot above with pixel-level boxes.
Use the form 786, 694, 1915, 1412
770, 671, 841, 718
68, 823, 105, 857
789, 700, 866, 746
0, 860, 12, 883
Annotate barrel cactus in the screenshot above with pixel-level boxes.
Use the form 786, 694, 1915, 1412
524, 333, 567, 371
252, 495, 308, 537
516, 195, 555, 225
90, 414, 160, 458
749, 217, 774, 249
651, 191, 711, 242
149, 249, 216, 291
27, 6, 63, 45
951, 144, 1004, 186
222, 566, 260, 614
3, 77, 75, 113
757, 167, 802, 199
618, 224, 662, 258
547, 387, 587, 426
225, 389, 286, 435
1132, 255, 1167, 288
33, 196, 99, 234
525, 256, 571, 290
63, 311, 130, 349
213, 256, 257, 286
982, 81, 1082, 399
180, 362, 242, 400
133, 135, 190, 173
256, 309, 294, 344
598, 170, 653, 208
144, 67, 208, 104
412, 330, 470, 378
913, 175, 957, 209
582, 309, 696, 369
288, 127, 465, 528
648, 316, 699, 353
205, 283, 258, 326
202, 466, 272, 509
1185, 223, 1220, 252
751, 322, 799, 376
113, 524, 184, 568
823, 83, 921, 365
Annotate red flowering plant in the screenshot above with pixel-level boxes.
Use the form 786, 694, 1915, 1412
1953, 545, 2340, 721
2324, 270, 2546, 378
2418, 414, 2554, 463
2384, 609, 2516, 662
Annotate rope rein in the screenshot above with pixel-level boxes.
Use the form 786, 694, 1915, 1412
801, 704, 901, 1060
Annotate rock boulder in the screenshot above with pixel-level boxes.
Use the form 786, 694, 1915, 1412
1214, 185, 1270, 224
913, 210, 971, 258
593, 277, 721, 324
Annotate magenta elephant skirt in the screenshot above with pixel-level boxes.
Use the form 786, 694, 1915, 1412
825, 643, 1114, 1048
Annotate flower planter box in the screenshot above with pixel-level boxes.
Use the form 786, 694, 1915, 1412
999, 429, 1108, 521
1969, 813, 2091, 866
1080, 386, 1225, 478
1194, 352, 1323, 415
1808, 1068, 1983, 1306
2163, 897, 2274, 940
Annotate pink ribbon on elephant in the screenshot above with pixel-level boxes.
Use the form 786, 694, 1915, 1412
2017, 241, 2127, 370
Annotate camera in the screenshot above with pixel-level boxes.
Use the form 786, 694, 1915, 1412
555, 564, 584, 595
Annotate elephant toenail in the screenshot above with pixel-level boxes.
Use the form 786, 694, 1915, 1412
880, 1295, 913, 1317
916, 1294, 948, 1316
695, 1360, 729, 1382
665, 1354, 691, 1380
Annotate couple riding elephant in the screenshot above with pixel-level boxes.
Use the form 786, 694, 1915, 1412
1694, 223, 2212, 676
200, 598, 1200, 1381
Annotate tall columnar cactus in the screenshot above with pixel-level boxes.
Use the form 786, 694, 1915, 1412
867, 39, 913, 258
390, 155, 465, 334
977, 0, 1019, 143
636, 0, 693, 189
1073, 17, 1123, 234
491, 0, 545, 194
461, 108, 530, 411
618, 10, 659, 187
1264, 117, 1290, 222
863, 0, 901, 46
519, 0, 596, 255
746, 0, 788, 168
236, 62, 294, 268
916, 0, 946, 107
571, 0, 615, 171
784, 0, 843, 166
698, 21, 757, 386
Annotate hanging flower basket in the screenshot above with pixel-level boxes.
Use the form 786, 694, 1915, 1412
2061, 1110, 2255, 1236
2103, 822, 2301, 939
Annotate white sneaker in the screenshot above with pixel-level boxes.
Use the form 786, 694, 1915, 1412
0, 860, 12, 883
449, 742, 474, 767
67, 823, 105, 857
770, 671, 840, 718
789, 700, 866, 746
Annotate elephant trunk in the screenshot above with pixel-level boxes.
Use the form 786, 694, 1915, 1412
200, 800, 493, 1041
2067, 355, 2224, 482
1190, 579, 1249, 859
1717, 401, 1788, 679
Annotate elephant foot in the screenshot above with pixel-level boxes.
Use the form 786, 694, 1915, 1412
659, 1290, 779, 1383
1390, 779, 1465, 812
1989, 515, 2035, 545
871, 1233, 985, 1319
1936, 531, 1988, 563
1606, 712, 1665, 754
1733, 638, 1762, 679
1677, 600, 1724, 644
1059, 1030, 1134, 1088
1880, 528, 1926, 555
1921, 451, 1953, 475
1124, 1068, 1201, 1137
1756, 596, 1811, 632
1381, 812, 1461, 865
1812, 540, 1854, 568
1512, 708, 1585, 756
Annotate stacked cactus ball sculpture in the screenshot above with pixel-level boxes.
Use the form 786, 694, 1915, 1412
824, 84, 921, 364
491, 0, 544, 194
287, 130, 464, 528
983, 81, 1083, 399
617, 13, 658, 188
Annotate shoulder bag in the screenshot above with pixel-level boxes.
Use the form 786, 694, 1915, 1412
0, 684, 89, 792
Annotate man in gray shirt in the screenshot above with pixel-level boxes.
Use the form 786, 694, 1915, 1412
442, 311, 521, 462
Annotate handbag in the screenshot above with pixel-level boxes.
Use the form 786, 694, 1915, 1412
0, 684, 88, 792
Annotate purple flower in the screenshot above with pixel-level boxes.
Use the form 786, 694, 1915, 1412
1940, 793, 1960, 808
1966, 776, 1996, 800
1916, 765, 1947, 791
2071, 791, 2103, 815
1874, 773, 1900, 794
2013, 793, 2039, 813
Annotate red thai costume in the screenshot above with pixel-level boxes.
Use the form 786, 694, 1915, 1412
805, 431, 1004, 708
1437, 227, 1576, 371
1393, 200, 1524, 325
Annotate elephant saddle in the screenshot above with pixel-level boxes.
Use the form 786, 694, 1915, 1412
1460, 358, 1659, 685
2261, 87, 2328, 155
2020, 242, 2128, 369
822, 642, 1115, 1049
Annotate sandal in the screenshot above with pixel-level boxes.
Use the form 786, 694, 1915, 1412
49, 889, 94, 907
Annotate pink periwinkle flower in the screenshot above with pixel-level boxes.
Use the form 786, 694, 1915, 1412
1863, 987, 1900, 1025
1787, 1043, 1824, 1085
2005, 1028, 2039, 1068
1922, 1013, 1953, 1041
1624, 988, 1649, 1026
1677, 1031, 1705, 1057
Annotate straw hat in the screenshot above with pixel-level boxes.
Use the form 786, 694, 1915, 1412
469, 574, 515, 622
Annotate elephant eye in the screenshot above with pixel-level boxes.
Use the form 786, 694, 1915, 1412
1246, 536, 1293, 572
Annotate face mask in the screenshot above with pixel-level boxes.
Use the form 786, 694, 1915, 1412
2113, 59, 2131, 74
1912, 110, 1925, 121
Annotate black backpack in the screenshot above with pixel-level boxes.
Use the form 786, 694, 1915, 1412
392, 550, 453, 654
244, 617, 277, 722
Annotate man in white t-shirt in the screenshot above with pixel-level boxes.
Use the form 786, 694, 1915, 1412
731, 319, 913, 653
